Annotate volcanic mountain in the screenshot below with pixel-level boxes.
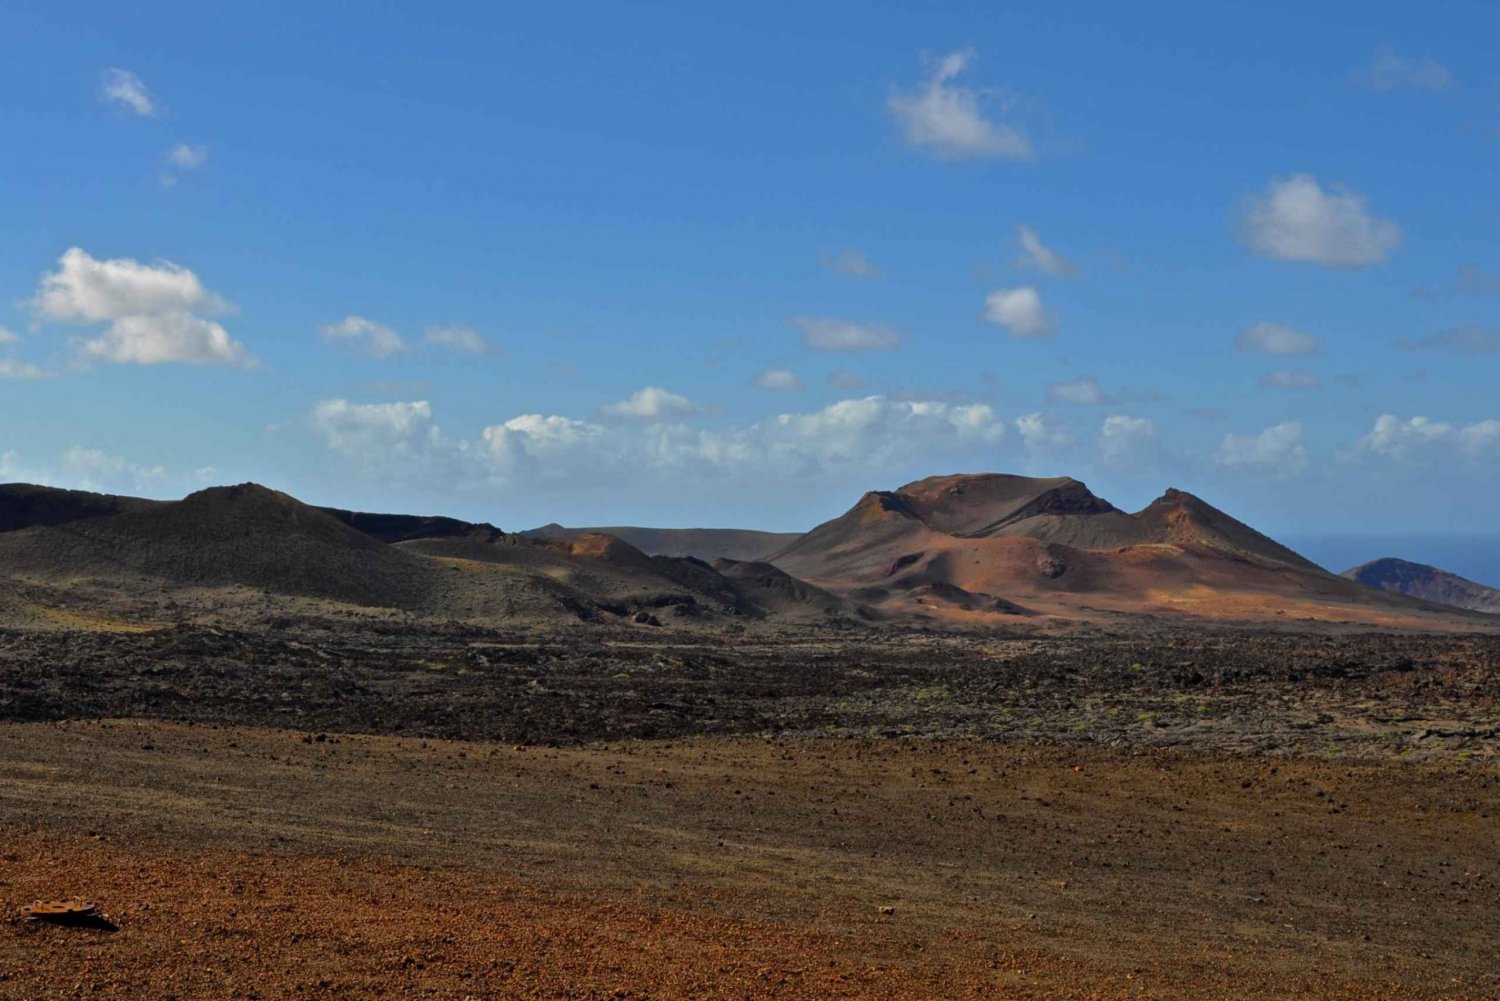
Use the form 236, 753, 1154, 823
768, 473, 1471, 627
0, 482, 862, 627
0, 482, 163, 533
0, 483, 445, 609
1342, 558, 1500, 614
521, 524, 799, 562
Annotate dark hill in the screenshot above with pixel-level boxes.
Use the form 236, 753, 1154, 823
0, 482, 161, 533
321, 506, 505, 544
1342, 558, 1500, 614
0, 483, 440, 609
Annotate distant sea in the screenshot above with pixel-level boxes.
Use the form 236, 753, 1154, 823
1282, 535, 1500, 589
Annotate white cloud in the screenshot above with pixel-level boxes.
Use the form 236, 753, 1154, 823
1356, 415, 1454, 459
0, 360, 48, 380
1351, 415, 1500, 462
599, 386, 698, 421
984, 286, 1055, 337
309, 399, 454, 474
754, 369, 803, 391
102, 68, 155, 116
315, 395, 1006, 489
61, 446, 168, 493
1459, 421, 1500, 456
1045, 377, 1108, 406
1014, 225, 1076, 277
166, 144, 208, 169
1355, 47, 1452, 91
1242, 175, 1400, 269
1260, 370, 1321, 390
320, 315, 407, 358
794, 316, 900, 351
1236, 321, 1318, 356
0, 326, 18, 344
1215, 421, 1308, 477
887, 50, 1032, 161
423, 324, 488, 354
1015, 412, 1074, 453
827, 370, 869, 392
32, 247, 254, 367
0, 446, 213, 494
821, 249, 879, 279
1099, 414, 1157, 468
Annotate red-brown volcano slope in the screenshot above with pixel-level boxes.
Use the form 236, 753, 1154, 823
767, 473, 1487, 628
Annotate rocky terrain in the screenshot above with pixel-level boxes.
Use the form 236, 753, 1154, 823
1, 476, 1497, 997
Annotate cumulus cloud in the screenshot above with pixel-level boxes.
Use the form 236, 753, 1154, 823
166, 144, 208, 169
1242, 174, 1400, 269
753, 369, 803, 391
794, 316, 900, 351
1235, 321, 1318, 356
423, 324, 488, 354
1099, 414, 1156, 468
1356, 415, 1454, 459
1354, 47, 1452, 91
1260, 370, 1322, 390
0, 444, 219, 496
1460, 421, 1500, 456
61, 446, 168, 492
827, 371, 869, 392
1215, 422, 1308, 477
0, 360, 48, 380
983, 286, 1055, 337
314, 395, 1007, 489
309, 399, 454, 473
160, 143, 209, 188
31, 247, 254, 367
102, 68, 155, 116
887, 50, 1032, 161
320, 315, 407, 358
1396, 326, 1500, 356
599, 386, 698, 421
820, 249, 879, 279
1045, 377, 1108, 405
1351, 414, 1500, 461
1014, 225, 1077, 277
1015, 412, 1074, 453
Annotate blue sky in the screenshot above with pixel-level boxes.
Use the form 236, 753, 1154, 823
2, 1, 1497, 549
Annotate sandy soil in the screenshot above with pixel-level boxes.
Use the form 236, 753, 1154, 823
2, 721, 1497, 999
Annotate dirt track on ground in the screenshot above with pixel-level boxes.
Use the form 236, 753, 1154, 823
1, 721, 1496, 998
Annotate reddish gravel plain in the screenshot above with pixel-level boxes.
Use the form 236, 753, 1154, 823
1, 721, 1496, 999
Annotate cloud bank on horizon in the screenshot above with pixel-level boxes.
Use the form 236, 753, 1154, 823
0, 5, 1495, 533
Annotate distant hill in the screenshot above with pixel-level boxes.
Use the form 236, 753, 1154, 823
521, 524, 799, 562
0, 483, 442, 609
1342, 558, 1500, 614
320, 506, 505, 544
0, 482, 850, 628
768, 472, 1467, 627
0, 476, 1486, 632
0, 482, 162, 533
